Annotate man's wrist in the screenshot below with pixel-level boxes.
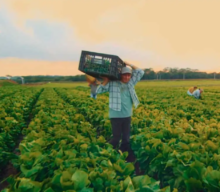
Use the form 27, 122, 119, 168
102, 81, 108, 86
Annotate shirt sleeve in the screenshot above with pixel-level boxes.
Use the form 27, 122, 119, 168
129, 68, 144, 86
96, 82, 110, 94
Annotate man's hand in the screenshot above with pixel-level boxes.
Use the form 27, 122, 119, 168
101, 76, 109, 82
96, 80, 101, 85
101, 76, 109, 86
123, 61, 138, 70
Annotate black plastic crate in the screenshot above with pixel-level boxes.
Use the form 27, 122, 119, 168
78, 50, 126, 80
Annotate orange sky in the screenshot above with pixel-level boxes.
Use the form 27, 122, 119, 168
0, 58, 83, 76
1, 0, 220, 76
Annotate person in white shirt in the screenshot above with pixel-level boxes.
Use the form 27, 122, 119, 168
187, 86, 197, 96
192, 88, 203, 99
88, 79, 100, 99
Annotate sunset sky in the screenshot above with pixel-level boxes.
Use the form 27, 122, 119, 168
0, 0, 220, 76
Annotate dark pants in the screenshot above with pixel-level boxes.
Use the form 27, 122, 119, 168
109, 117, 137, 162
109, 117, 141, 174
109, 117, 131, 151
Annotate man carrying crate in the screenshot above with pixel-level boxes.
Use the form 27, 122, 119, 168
96, 61, 144, 172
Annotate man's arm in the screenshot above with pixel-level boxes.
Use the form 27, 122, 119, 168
96, 77, 110, 94
124, 61, 139, 70
124, 61, 144, 86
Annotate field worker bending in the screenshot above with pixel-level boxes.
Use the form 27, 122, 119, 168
86, 75, 100, 99
192, 88, 203, 99
88, 80, 100, 99
96, 61, 144, 164
187, 86, 197, 96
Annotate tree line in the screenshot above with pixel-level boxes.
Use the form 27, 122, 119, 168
8, 67, 220, 84
142, 67, 220, 80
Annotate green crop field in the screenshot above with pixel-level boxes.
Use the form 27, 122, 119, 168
1, 80, 220, 192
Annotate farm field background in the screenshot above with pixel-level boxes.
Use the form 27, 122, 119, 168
0, 80, 220, 192
41, 79, 220, 88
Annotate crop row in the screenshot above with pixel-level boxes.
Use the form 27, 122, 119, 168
0, 87, 43, 171
56, 86, 220, 192
3, 88, 170, 192
0, 87, 20, 100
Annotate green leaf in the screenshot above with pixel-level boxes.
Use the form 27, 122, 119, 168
123, 176, 134, 192
92, 177, 104, 191
165, 159, 176, 168
44, 187, 55, 192
177, 142, 189, 150
173, 176, 184, 189
51, 172, 62, 188
78, 188, 93, 192
19, 143, 30, 152
205, 140, 218, 152
60, 171, 74, 189
20, 164, 42, 177
159, 186, 171, 192
203, 169, 220, 191
113, 164, 123, 173
184, 178, 203, 191
15, 178, 42, 192
56, 148, 64, 158
123, 163, 135, 176
183, 161, 206, 180
71, 170, 90, 190
1, 189, 10, 192
97, 136, 106, 143
132, 175, 160, 190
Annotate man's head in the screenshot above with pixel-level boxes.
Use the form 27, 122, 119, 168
121, 67, 132, 83
194, 86, 198, 89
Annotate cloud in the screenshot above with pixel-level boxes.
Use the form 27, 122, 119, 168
4, 0, 220, 55
0, 7, 91, 61
0, 4, 165, 69
0, 9, 53, 60
1, 0, 220, 73
0, 3, 153, 63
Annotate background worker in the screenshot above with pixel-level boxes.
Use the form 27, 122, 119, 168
88, 80, 100, 99
187, 86, 197, 96
86, 75, 100, 99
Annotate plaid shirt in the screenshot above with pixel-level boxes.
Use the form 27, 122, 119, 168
96, 69, 144, 111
